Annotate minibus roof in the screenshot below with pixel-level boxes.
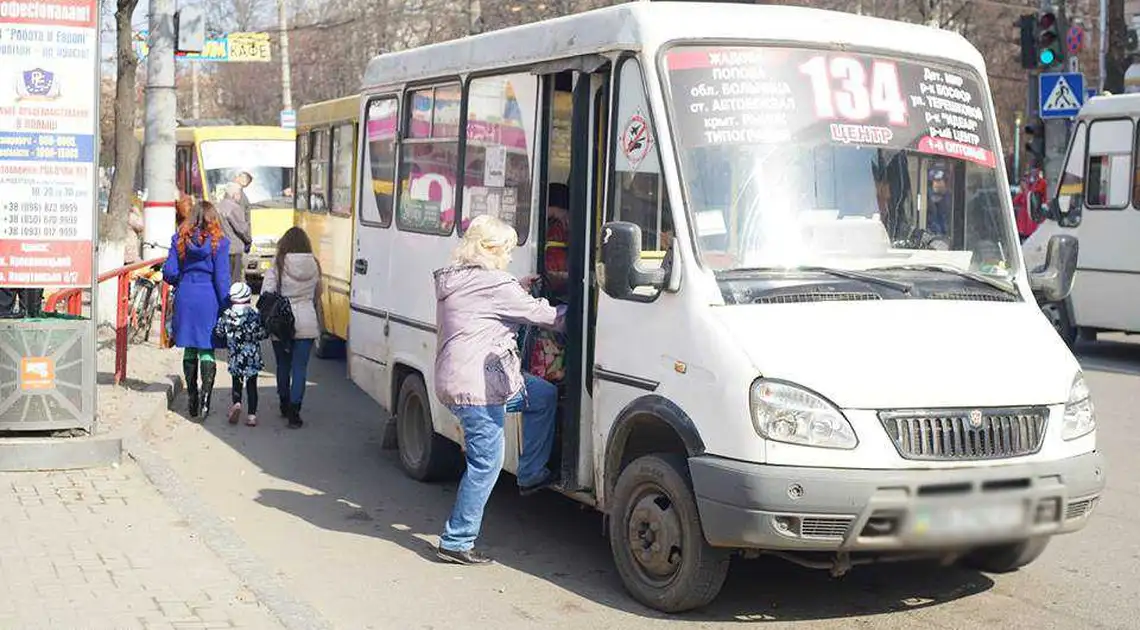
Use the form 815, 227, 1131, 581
1077, 93, 1140, 121
361, 1, 986, 91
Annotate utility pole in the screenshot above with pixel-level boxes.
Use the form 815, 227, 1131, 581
1043, 0, 1071, 193
191, 62, 200, 119
143, 0, 177, 260
278, 0, 292, 112
1099, 0, 1107, 91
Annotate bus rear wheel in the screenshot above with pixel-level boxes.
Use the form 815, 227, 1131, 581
608, 453, 729, 613
395, 374, 461, 482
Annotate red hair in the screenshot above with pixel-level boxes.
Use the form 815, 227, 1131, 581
176, 201, 225, 261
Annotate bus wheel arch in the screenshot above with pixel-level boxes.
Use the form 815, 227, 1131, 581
392, 366, 462, 482
603, 397, 728, 613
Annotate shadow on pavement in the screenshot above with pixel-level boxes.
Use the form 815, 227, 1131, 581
1075, 337, 1140, 377
166, 345, 994, 623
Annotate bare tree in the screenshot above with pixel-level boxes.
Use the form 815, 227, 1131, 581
101, 0, 142, 249
1104, 0, 1128, 93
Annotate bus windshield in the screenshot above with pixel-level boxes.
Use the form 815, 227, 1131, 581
200, 139, 295, 206
662, 45, 1017, 280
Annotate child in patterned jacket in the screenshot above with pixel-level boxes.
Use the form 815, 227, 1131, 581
215, 282, 268, 426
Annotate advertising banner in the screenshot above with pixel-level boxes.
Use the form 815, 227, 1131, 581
0, 0, 99, 288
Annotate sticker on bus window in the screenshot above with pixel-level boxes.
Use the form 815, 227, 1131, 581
621, 111, 653, 170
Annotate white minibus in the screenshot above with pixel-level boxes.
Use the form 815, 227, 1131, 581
346, 1, 1105, 613
1023, 93, 1140, 346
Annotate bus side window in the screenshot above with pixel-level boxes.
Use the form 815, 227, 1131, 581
310, 128, 329, 212
610, 58, 674, 253
396, 84, 461, 235
460, 73, 538, 244
295, 132, 310, 211
361, 96, 398, 227
330, 122, 355, 216
1056, 121, 1086, 215
1085, 118, 1134, 210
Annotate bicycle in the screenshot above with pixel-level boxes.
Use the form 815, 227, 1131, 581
127, 242, 169, 344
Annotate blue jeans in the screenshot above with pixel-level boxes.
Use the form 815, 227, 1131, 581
439, 373, 558, 552
272, 338, 314, 406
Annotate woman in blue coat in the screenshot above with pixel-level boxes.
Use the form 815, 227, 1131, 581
163, 201, 232, 420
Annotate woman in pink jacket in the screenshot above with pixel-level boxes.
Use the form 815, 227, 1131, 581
433, 214, 566, 565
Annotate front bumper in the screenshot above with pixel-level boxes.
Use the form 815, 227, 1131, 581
690, 451, 1106, 551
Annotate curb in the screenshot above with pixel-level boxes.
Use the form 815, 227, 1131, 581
123, 370, 334, 630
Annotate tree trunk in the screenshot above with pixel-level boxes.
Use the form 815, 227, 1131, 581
102, 0, 141, 245
1105, 0, 1128, 94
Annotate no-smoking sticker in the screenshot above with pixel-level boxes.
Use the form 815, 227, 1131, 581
621, 111, 652, 170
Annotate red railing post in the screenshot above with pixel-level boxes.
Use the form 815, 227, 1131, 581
114, 272, 130, 385
67, 292, 82, 316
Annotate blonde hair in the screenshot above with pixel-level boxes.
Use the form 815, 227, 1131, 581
452, 214, 517, 270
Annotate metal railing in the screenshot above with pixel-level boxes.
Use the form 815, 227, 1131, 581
45, 256, 171, 386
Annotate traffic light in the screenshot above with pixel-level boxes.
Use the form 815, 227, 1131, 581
1024, 119, 1046, 167
1018, 14, 1038, 69
1036, 12, 1063, 69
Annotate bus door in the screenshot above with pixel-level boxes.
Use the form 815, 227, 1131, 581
533, 55, 612, 493
351, 96, 399, 410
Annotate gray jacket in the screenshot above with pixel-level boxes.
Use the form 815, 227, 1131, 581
433, 265, 566, 407
217, 198, 251, 252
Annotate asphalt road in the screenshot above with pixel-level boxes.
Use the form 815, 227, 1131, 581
146, 334, 1139, 630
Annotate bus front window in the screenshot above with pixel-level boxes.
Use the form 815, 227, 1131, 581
199, 139, 296, 206
663, 45, 1018, 283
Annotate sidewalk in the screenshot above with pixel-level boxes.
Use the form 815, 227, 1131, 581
0, 339, 283, 630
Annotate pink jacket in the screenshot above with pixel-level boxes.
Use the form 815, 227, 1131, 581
433, 265, 566, 407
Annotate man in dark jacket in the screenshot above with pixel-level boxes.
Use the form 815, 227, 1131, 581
217, 182, 251, 284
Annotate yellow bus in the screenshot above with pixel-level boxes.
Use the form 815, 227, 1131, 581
134, 122, 296, 287
294, 96, 360, 358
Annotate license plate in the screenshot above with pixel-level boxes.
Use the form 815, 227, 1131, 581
909, 502, 1026, 539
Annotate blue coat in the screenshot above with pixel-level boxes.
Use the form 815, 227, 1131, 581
162, 231, 232, 350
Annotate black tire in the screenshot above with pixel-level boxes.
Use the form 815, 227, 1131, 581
395, 374, 462, 482
960, 536, 1050, 573
608, 453, 730, 613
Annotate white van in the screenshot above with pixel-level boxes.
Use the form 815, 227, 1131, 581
345, 1, 1105, 613
1023, 93, 1140, 345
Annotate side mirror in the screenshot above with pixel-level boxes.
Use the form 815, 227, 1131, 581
599, 221, 666, 302
1029, 234, 1079, 304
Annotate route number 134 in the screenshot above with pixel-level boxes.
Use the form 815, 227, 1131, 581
800, 56, 909, 126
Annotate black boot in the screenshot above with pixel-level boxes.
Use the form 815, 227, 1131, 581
184, 357, 200, 418
278, 394, 288, 418
200, 361, 217, 419
286, 402, 303, 429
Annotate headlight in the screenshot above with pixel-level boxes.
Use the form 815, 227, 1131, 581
1062, 374, 1095, 440
750, 380, 857, 449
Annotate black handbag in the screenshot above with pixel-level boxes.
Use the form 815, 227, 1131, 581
256, 267, 295, 343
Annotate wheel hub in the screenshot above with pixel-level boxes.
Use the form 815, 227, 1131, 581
626, 491, 683, 582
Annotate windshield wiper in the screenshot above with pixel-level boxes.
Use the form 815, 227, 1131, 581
868, 264, 1018, 296
719, 266, 913, 294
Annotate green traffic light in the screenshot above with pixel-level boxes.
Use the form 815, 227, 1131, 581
1039, 48, 1056, 65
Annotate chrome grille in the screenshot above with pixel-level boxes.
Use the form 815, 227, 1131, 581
1065, 498, 1096, 520
879, 407, 1047, 461
800, 517, 853, 539
753, 292, 881, 304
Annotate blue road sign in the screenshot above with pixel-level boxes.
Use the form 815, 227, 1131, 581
1039, 72, 1085, 119
280, 109, 296, 129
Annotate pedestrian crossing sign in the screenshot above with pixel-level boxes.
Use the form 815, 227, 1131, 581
1039, 72, 1085, 119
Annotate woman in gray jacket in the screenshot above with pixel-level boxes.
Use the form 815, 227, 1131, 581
433, 214, 566, 566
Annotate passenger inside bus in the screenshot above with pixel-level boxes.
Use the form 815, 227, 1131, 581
528, 182, 572, 383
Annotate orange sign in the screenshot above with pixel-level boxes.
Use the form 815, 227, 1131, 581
19, 357, 55, 390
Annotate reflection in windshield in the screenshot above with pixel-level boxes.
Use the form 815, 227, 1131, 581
664, 45, 1018, 280
206, 166, 295, 205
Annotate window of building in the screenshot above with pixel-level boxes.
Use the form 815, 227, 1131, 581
460, 73, 538, 244
396, 84, 461, 235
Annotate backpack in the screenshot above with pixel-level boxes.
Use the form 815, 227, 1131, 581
256, 264, 295, 343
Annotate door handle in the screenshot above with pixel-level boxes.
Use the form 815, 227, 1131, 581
354, 258, 368, 274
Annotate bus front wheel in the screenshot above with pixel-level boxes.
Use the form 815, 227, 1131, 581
608, 453, 729, 613
395, 374, 461, 482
